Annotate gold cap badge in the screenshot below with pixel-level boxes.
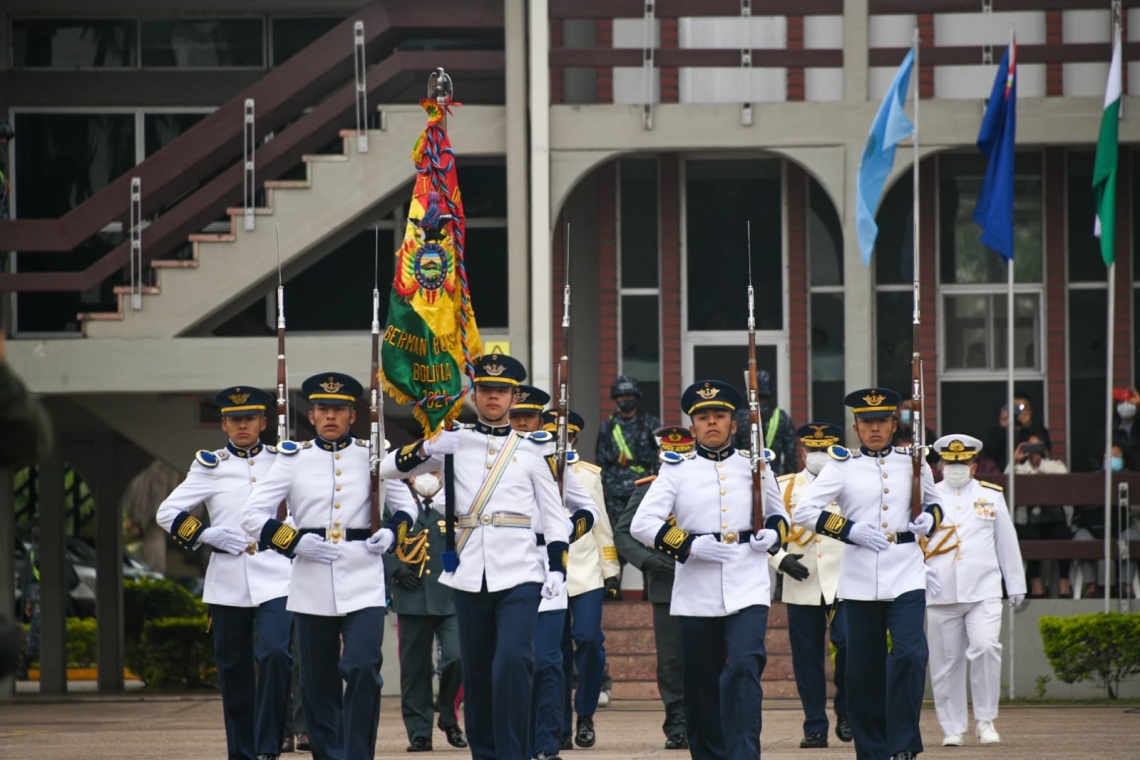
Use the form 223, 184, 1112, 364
949, 440, 965, 452
863, 391, 886, 407
484, 363, 506, 377
228, 391, 251, 405
696, 383, 720, 400
320, 377, 344, 394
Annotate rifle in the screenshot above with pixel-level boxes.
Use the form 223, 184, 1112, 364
910, 260, 926, 520
370, 226, 386, 533
554, 223, 571, 504
744, 222, 770, 536
274, 225, 288, 522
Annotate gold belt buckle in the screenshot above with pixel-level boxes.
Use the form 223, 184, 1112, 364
329, 529, 343, 543
245, 542, 257, 555
722, 532, 738, 545
480, 513, 493, 526
884, 532, 896, 544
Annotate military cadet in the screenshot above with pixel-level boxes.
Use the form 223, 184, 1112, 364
541, 410, 620, 752
383, 472, 467, 752
614, 425, 696, 750
380, 354, 570, 760
732, 369, 797, 475
241, 372, 412, 760
768, 423, 851, 749
596, 375, 661, 565
156, 386, 292, 760
631, 380, 787, 760
791, 388, 942, 760
926, 435, 1026, 748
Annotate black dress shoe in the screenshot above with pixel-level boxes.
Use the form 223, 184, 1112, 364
800, 733, 828, 748
535, 753, 563, 760
664, 733, 689, 750
281, 734, 295, 753
295, 733, 311, 751
561, 734, 574, 750
891, 753, 917, 760
406, 737, 432, 752
441, 724, 468, 748
835, 715, 853, 743
258, 755, 280, 760
575, 715, 596, 748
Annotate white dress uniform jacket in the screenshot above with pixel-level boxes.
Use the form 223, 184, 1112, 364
793, 447, 940, 601
768, 470, 845, 606
379, 424, 570, 594
925, 478, 1027, 604
241, 438, 410, 616
630, 447, 785, 617
157, 444, 292, 608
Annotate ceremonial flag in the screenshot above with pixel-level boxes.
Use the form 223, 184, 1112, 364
973, 40, 1017, 261
856, 48, 915, 266
381, 99, 483, 436
1093, 26, 1122, 266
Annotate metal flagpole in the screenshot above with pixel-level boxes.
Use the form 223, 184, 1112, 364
1004, 27, 1018, 700
1105, 261, 1116, 614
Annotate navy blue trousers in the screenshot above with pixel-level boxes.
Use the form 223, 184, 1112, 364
844, 590, 927, 760
210, 596, 292, 760
786, 600, 848, 737
530, 609, 568, 757
295, 607, 385, 760
453, 581, 542, 760
678, 605, 769, 760
561, 588, 607, 731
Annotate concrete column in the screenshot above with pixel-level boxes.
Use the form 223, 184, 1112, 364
528, 0, 553, 391
843, 0, 869, 105
0, 468, 15, 699
505, 0, 531, 367
37, 439, 67, 695
90, 436, 124, 692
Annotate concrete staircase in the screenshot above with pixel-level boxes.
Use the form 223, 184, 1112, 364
604, 601, 835, 701
82, 105, 505, 339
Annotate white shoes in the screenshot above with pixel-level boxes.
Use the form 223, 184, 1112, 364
976, 721, 1001, 745
942, 735, 964, 747
597, 690, 610, 708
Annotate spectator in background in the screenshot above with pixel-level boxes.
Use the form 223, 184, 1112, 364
596, 375, 660, 559
1112, 387, 1140, 464
891, 398, 938, 467
731, 369, 797, 476
1006, 426, 1072, 598
1071, 438, 1138, 599
986, 392, 1035, 473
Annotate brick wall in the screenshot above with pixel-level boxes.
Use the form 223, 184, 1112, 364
551, 19, 564, 105
918, 14, 934, 99
660, 18, 679, 104
1112, 146, 1133, 388
786, 16, 804, 102
552, 212, 565, 376
1044, 147, 1067, 462
786, 163, 809, 425
919, 157, 939, 432
597, 162, 619, 408
1046, 12, 1063, 97
660, 155, 683, 424
596, 19, 613, 104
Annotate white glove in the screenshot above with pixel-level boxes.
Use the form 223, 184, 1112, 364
748, 528, 779, 554
908, 511, 935, 537
1010, 594, 1025, 607
422, 430, 460, 457
689, 534, 735, 564
366, 527, 395, 555
293, 533, 341, 564
198, 527, 248, 555
848, 522, 890, 552
541, 570, 567, 600
926, 571, 942, 597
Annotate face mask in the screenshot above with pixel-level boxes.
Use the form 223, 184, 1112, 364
412, 473, 442, 498
804, 451, 831, 475
616, 398, 638, 414
942, 464, 972, 489
1118, 402, 1137, 420
1111, 456, 1125, 473
899, 410, 912, 425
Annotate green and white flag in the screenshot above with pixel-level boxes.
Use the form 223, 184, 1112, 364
1093, 25, 1122, 266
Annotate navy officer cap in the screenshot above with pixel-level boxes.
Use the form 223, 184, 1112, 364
473, 353, 527, 389
511, 384, 551, 414
795, 422, 845, 448
843, 387, 901, 420
302, 372, 363, 406
541, 409, 585, 434
215, 386, 274, 417
681, 379, 744, 416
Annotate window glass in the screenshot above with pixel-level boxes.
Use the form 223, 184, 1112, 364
1068, 289, 1107, 471
13, 113, 136, 219
811, 292, 845, 425
456, 164, 506, 218
620, 159, 659, 288
874, 170, 913, 286
875, 291, 913, 396
622, 294, 660, 415
141, 19, 264, 68
1068, 151, 1107, 283
15, 233, 124, 333
938, 153, 1042, 284
271, 16, 343, 66
144, 113, 207, 157
287, 229, 395, 331
13, 19, 137, 68
940, 380, 1044, 455
693, 344, 777, 397
686, 159, 782, 331
464, 227, 509, 328
809, 179, 843, 287
942, 293, 1040, 371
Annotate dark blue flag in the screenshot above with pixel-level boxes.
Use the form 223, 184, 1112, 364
973, 42, 1017, 261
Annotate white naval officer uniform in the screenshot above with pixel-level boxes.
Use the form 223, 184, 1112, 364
926, 475, 1026, 741
769, 470, 843, 607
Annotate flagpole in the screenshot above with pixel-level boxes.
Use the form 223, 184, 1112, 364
1005, 26, 1017, 702
912, 27, 920, 292
1105, 261, 1115, 614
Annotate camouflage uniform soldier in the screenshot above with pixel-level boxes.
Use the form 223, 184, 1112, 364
732, 369, 797, 476
596, 375, 661, 542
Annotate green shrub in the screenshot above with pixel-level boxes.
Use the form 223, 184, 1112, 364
66, 617, 97, 668
1039, 613, 1140, 698
139, 617, 216, 688
123, 579, 205, 681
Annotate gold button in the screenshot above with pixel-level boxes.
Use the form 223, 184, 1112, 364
489, 449, 497, 455
335, 503, 341, 509
815, 536, 822, 543
882, 473, 888, 479
879, 459, 885, 465
335, 454, 341, 460
882, 505, 889, 511
249, 460, 255, 465
251, 477, 257, 482
721, 489, 726, 495
334, 521, 341, 527
722, 507, 728, 512
719, 475, 726, 481
882, 521, 889, 528
956, 522, 962, 527
722, 523, 729, 529
424, 542, 430, 548
717, 463, 723, 468
335, 485, 342, 491
487, 464, 493, 470
425, 569, 432, 575
883, 488, 889, 494
818, 552, 824, 558
336, 470, 341, 476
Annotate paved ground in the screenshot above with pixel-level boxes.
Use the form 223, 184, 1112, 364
0, 697, 1137, 759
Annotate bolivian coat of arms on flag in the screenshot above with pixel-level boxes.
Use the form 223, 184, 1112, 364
381, 98, 482, 436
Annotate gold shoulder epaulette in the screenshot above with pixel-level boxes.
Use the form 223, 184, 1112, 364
776, 472, 796, 485
354, 438, 368, 447
979, 480, 1004, 492
575, 461, 602, 475
634, 475, 657, 486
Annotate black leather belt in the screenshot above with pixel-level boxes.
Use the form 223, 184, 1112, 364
299, 527, 371, 541
696, 530, 753, 545
885, 531, 916, 544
